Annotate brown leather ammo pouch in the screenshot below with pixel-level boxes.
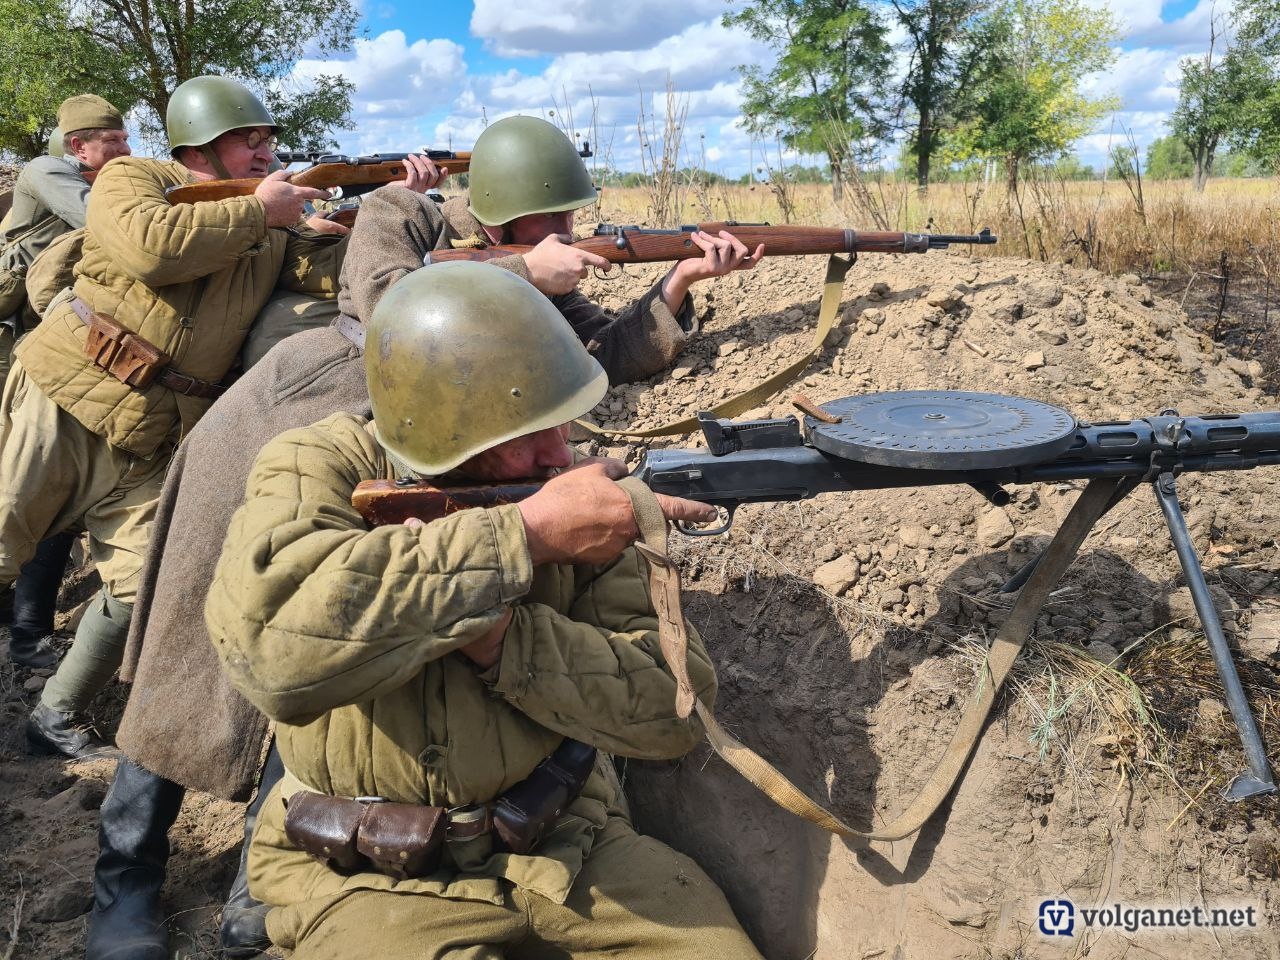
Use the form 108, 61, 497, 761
82, 311, 170, 390
283, 793, 447, 880
494, 739, 598, 855
282, 793, 365, 871
357, 803, 446, 880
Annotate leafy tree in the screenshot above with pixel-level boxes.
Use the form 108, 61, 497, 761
892, 0, 1001, 193
0, 0, 357, 157
725, 0, 891, 202
1169, 12, 1245, 191
1144, 135, 1195, 180
965, 0, 1119, 193
1218, 1, 1280, 171
0, 0, 136, 158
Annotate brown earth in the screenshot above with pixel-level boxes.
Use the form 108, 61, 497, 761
1, 248, 1277, 958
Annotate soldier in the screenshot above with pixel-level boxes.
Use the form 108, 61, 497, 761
204, 261, 763, 959
4, 74, 345, 760
82, 154, 444, 960
340, 114, 763, 385
0, 95, 130, 671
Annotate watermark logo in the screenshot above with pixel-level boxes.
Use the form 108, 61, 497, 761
1038, 899, 1076, 936
1035, 899, 1258, 936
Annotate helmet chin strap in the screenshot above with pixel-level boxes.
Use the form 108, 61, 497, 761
199, 144, 233, 180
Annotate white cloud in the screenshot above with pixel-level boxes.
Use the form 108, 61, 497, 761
292, 30, 467, 126
470, 0, 726, 55
1084, 46, 1184, 112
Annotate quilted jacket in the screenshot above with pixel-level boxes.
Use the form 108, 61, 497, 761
205, 411, 716, 906
15, 156, 346, 457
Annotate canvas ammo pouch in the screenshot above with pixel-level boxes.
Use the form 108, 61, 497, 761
283, 794, 447, 881
0, 213, 60, 318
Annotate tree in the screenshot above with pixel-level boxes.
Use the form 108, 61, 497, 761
1169, 12, 1241, 191
892, 0, 1001, 193
1220, 0, 1280, 171
725, 0, 891, 202
965, 0, 1119, 194
0, 0, 357, 157
1144, 135, 1195, 180
0, 0, 136, 158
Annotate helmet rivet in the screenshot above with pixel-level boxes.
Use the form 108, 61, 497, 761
405, 418, 414, 427
511, 388, 522, 398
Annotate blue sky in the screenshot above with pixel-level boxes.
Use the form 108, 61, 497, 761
289, 0, 1229, 177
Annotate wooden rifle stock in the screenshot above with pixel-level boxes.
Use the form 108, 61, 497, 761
353, 478, 543, 527
425, 223, 996, 266
164, 153, 475, 205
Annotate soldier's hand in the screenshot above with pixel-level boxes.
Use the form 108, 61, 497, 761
400, 153, 447, 193
522, 234, 612, 296
256, 169, 330, 228
304, 213, 350, 236
458, 608, 512, 670
660, 230, 763, 313
518, 459, 716, 565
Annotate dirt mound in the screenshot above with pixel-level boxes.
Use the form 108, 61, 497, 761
0, 249, 1276, 958
580, 252, 1280, 959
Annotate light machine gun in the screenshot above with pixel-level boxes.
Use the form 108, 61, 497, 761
355, 391, 1280, 801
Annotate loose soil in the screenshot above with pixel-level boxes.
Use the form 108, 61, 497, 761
1, 248, 1278, 959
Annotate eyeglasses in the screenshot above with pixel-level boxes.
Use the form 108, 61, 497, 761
235, 129, 278, 151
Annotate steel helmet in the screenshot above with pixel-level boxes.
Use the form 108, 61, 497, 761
467, 116, 596, 226
367, 261, 607, 475
166, 75, 276, 153
47, 127, 62, 156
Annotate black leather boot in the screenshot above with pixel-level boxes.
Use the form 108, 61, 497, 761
220, 746, 284, 958
26, 702, 120, 760
84, 760, 185, 960
8, 532, 75, 669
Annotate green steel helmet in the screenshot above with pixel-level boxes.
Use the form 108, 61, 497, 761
367, 261, 607, 476
467, 116, 596, 226
47, 127, 62, 156
165, 75, 276, 153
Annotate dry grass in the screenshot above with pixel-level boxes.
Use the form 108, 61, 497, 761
949, 633, 1166, 794
592, 176, 1280, 279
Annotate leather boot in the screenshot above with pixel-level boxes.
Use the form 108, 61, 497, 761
8, 532, 75, 669
85, 760, 185, 960
220, 745, 284, 958
25, 702, 120, 761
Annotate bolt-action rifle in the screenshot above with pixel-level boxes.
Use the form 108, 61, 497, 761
352, 391, 1280, 800
424, 222, 996, 267
163, 143, 593, 206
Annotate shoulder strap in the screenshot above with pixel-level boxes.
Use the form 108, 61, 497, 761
618, 476, 1120, 841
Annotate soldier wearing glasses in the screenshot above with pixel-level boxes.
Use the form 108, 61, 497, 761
4, 75, 347, 760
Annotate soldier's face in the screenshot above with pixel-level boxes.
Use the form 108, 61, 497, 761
507, 210, 575, 245
210, 126, 277, 179
459, 424, 574, 481
74, 130, 131, 170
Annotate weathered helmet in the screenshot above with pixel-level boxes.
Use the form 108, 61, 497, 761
166, 76, 276, 153
467, 116, 596, 226
47, 127, 62, 156
367, 261, 607, 476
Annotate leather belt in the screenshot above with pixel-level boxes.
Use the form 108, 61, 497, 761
279, 738, 598, 879
69, 297, 224, 400
331, 313, 365, 351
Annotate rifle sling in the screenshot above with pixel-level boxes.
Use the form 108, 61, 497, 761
579, 253, 855, 438
618, 474, 1121, 842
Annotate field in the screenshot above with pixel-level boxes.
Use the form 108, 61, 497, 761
586, 176, 1280, 277
576, 174, 1280, 390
